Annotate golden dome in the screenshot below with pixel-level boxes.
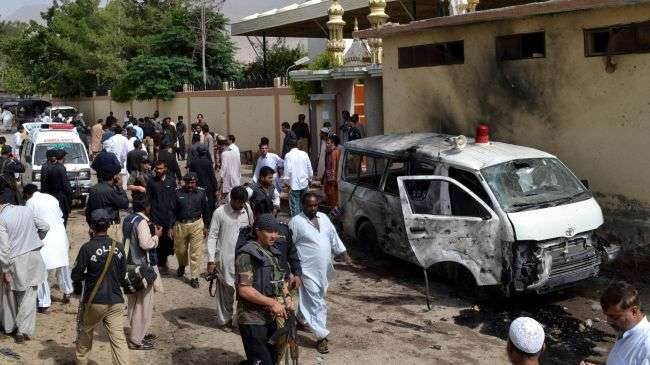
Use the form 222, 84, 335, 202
328, 0, 344, 17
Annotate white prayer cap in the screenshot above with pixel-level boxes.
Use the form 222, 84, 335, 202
320, 127, 330, 133
508, 317, 545, 354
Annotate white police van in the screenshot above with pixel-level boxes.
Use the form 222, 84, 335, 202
20, 124, 91, 203
339, 125, 620, 298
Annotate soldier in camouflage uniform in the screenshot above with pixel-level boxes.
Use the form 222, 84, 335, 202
235, 213, 295, 365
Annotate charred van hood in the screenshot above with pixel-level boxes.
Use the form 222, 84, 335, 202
507, 198, 603, 241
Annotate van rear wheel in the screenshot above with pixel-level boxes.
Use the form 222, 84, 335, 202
357, 220, 382, 256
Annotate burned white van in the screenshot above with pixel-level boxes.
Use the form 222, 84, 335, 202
338, 131, 619, 296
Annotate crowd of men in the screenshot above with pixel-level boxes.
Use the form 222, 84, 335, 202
0, 109, 647, 365
0, 109, 358, 364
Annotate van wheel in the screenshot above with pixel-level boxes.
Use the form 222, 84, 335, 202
357, 220, 382, 256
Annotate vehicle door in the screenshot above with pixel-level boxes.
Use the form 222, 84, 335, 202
338, 151, 387, 240
380, 159, 436, 262
397, 175, 502, 286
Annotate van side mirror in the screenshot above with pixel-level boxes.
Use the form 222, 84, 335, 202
581, 179, 590, 189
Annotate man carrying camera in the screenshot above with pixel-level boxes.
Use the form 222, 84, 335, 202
72, 209, 129, 365
122, 198, 163, 350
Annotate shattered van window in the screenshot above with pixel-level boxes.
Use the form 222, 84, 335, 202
403, 179, 488, 218
481, 158, 588, 213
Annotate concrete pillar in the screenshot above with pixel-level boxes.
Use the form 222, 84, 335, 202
323, 79, 355, 131
364, 77, 384, 136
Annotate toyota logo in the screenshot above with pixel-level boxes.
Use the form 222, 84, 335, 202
565, 227, 575, 237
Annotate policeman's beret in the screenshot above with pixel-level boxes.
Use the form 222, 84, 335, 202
183, 172, 198, 181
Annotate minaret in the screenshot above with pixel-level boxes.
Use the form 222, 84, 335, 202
327, 0, 346, 67
367, 0, 389, 64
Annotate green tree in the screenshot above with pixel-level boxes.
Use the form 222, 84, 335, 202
242, 39, 305, 86
1, 0, 240, 99
112, 55, 199, 102
0, 21, 33, 95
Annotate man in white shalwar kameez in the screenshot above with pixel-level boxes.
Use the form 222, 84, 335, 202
1, 108, 13, 133
23, 185, 73, 311
0, 199, 49, 343
206, 187, 252, 327
288, 193, 352, 354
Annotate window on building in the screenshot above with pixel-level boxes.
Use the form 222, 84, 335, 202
496, 31, 545, 61
585, 21, 650, 56
398, 40, 464, 69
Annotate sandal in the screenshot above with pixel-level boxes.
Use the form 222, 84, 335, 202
144, 333, 158, 341
316, 338, 329, 354
128, 340, 154, 350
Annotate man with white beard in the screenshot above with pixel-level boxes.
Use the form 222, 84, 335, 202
23, 184, 73, 313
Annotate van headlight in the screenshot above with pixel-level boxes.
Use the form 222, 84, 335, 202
33, 172, 41, 181
78, 170, 90, 180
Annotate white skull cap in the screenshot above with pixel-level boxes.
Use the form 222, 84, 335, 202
509, 317, 545, 354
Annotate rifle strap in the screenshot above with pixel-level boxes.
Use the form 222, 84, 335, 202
85, 238, 117, 308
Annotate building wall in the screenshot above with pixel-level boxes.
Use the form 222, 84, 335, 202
381, 3, 650, 244
52, 87, 307, 156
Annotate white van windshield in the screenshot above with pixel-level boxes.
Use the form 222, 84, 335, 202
34, 143, 88, 166
481, 158, 589, 213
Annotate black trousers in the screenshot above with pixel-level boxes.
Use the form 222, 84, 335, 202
239, 323, 278, 365
157, 228, 174, 268
177, 137, 186, 159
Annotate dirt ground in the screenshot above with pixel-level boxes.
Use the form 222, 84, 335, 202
0, 163, 643, 364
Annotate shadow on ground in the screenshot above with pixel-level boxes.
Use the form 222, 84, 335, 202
163, 307, 216, 330
37, 339, 77, 364
453, 294, 615, 365
171, 346, 244, 364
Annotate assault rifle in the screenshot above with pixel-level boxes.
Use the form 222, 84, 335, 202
268, 307, 299, 365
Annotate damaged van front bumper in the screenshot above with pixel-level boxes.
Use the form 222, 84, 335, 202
513, 233, 620, 293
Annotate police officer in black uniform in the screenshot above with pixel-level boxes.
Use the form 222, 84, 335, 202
42, 149, 73, 226
187, 145, 218, 218
173, 172, 210, 288
85, 163, 129, 242
0, 145, 25, 205
40, 149, 57, 190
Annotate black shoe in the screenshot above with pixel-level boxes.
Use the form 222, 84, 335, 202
177, 266, 185, 278
62, 294, 71, 304
190, 278, 199, 288
15, 334, 25, 344
144, 333, 158, 341
316, 338, 329, 354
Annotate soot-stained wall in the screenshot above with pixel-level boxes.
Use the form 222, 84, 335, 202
381, 3, 650, 246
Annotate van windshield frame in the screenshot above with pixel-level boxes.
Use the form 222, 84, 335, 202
33, 143, 88, 166
481, 158, 590, 213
